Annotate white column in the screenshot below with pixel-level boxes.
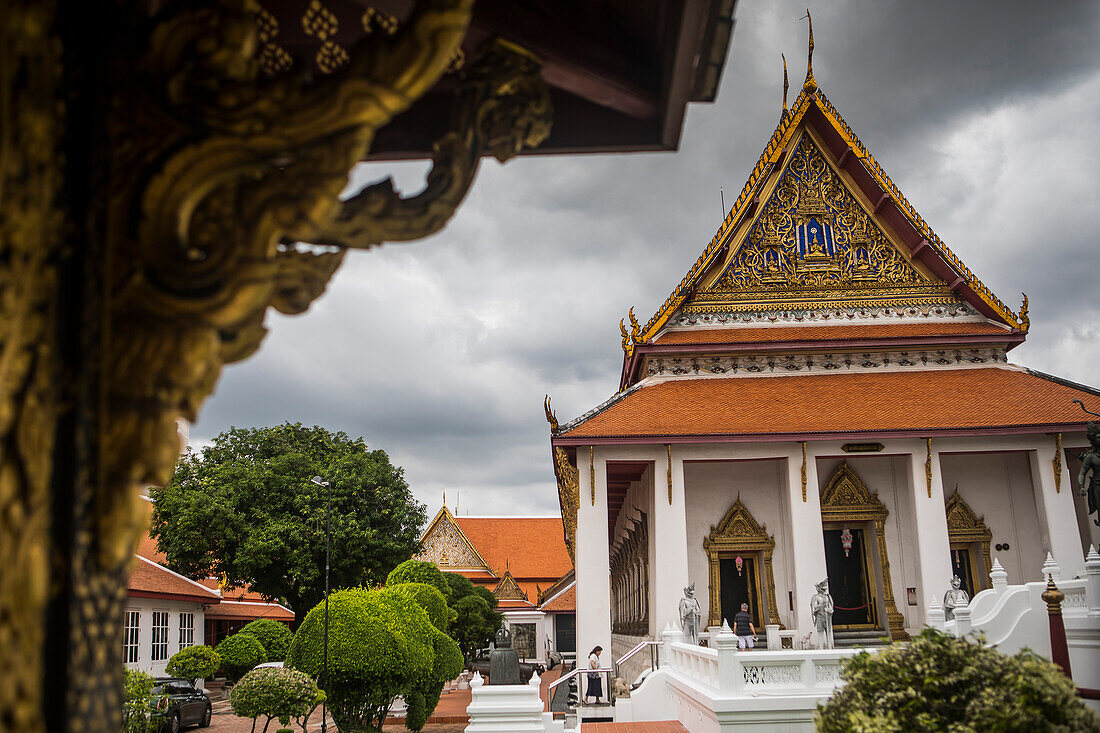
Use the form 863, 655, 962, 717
907, 442, 953, 623
786, 446, 827, 637
575, 446, 611, 662
651, 445, 690, 637
1029, 443, 1086, 580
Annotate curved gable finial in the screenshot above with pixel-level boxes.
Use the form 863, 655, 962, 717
802, 9, 817, 94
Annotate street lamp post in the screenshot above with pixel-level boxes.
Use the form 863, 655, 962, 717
311, 475, 331, 733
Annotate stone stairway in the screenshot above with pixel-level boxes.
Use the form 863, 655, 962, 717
833, 630, 892, 648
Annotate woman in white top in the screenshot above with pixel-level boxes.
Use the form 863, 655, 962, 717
583, 646, 603, 704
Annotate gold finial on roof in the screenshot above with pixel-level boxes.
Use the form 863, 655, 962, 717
628, 307, 641, 344
443, 489, 446, 508
620, 318, 630, 354
802, 9, 817, 94
1019, 293, 1030, 333
782, 53, 789, 112
543, 394, 559, 432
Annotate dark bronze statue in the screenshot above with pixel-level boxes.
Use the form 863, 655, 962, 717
488, 619, 521, 685
1078, 420, 1100, 527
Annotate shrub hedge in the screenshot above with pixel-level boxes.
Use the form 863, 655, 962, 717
385, 560, 450, 600
215, 633, 267, 682
239, 618, 293, 662
229, 666, 325, 731
816, 628, 1100, 732
386, 582, 456, 632
122, 668, 157, 733
165, 645, 221, 683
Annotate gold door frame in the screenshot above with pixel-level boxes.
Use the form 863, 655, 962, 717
945, 489, 993, 589
703, 496, 780, 629
820, 462, 909, 641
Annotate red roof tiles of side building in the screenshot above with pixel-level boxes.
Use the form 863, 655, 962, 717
128, 556, 221, 604
454, 517, 572, 580
197, 578, 276, 604
204, 600, 294, 621
540, 585, 576, 612
560, 367, 1100, 440
651, 322, 1013, 346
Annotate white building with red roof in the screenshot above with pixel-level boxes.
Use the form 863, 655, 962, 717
416, 505, 576, 663
544, 42, 1100, 681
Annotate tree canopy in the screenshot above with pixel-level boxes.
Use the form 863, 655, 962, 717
150, 423, 426, 625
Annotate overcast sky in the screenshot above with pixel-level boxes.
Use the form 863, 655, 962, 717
192, 0, 1100, 517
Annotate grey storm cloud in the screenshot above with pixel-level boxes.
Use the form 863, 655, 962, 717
193, 0, 1100, 517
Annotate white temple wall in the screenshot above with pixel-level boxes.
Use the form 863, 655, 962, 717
683, 459, 793, 629
816, 455, 919, 632
939, 452, 1045, 583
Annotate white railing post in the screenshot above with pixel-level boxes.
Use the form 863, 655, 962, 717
990, 557, 1008, 595
660, 622, 680, 668
1041, 552, 1062, 583
714, 621, 739, 693
926, 596, 945, 631
764, 624, 780, 650
953, 605, 972, 638
1085, 546, 1100, 617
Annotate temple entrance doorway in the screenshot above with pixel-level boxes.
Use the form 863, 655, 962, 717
950, 544, 979, 599
719, 556, 762, 628
823, 526, 878, 628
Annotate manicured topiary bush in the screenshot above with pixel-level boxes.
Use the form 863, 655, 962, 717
239, 619, 293, 662
229, 666, 325, 733
404, 629, 464, 732
385, 559, 450, 600
816, 628, 1100, 732
387, 582, 456, 632
285, 586, 460, 732
215, 633, 267, 682
165, 645, 221, 684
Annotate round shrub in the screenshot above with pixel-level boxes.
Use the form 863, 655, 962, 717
816, 628, 1100, 732
229, 666, 325, 730
239, 619, 293, 662
165, 645, 221, 683
386, 559, 450, 600
123, 668, 157, 733
388, 582, 456, 631
286, 587, 441, 732
215, 633, 267, 682
405, 630, 463, 732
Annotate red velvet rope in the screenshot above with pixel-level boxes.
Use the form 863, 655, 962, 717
832, 603, 870, 611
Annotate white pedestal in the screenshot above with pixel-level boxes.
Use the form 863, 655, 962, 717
465, 673, 564, 733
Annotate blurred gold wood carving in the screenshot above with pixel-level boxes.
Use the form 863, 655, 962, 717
1, 0, 552, 728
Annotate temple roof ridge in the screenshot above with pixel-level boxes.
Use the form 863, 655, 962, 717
636, 86, 1026, 345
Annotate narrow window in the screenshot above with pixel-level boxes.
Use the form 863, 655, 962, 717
151, 611, 170, 661
123, 610, 141, 664
178, 612, 195, 651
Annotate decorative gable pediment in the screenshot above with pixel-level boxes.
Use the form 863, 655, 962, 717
493, 570, 528, 601
416, 507, 489, 570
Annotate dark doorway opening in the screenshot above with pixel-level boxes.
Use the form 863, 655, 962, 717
823, 527, 875, 628
719, 557, 760, 628
951, 545, 978, 599
555, 613, 576, 654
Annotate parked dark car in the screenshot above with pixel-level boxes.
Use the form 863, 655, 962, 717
150, 678, 211, 733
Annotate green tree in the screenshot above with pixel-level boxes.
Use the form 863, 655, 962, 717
240, 619, 293, 662
816, 628, 1100, 732
386, 560, 451, 601
387, 582, 456, 632
166, 645, 221, 685
229, 666, 325, 733
216, 633, 267, 682
150, 423, 426, 625
443, 573, 502, 662
285, 587, 461, 733
122, 669, 157, 733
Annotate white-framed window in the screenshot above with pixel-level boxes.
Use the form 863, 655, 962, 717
178, 612, 195, 651
123, 610, 141, 664
151, 611, 170, 662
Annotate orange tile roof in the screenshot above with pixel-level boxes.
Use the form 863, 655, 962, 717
128, 556, 221, 603
540, 585, 576, 612
204, 600, 294, 621
562, 368, 1100, 439
652, 322, 1012, 345
454, 517, 572, 580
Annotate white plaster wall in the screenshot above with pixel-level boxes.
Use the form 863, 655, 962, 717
815, 455, 919, 634
123, 599, 207, 678
683, 459, 793, 629
939, 452, 1045, 583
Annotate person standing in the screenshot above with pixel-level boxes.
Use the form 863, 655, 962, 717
583, 646, 603, 704
732, 602, 756, 650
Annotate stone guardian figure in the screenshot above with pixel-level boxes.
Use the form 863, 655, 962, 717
942, 575, 970, 622
810, 578, 834, 650
1078, 421, 1100, 527
679, 583, 702, 645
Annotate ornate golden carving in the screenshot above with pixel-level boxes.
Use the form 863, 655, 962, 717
945, 489, 993, 583
781, 53, 789, 113
590, 446, 595, 506
667, 444, 673, 505
703, 497, 781, 628
628, 307, 642, 345
820, 462, 908, 641
552, 447, 579, 564
543, 394, 559, 433
620, 318, 632, 355
416, 505, 490, 569
802, 10, 816, 94
801, 441, 808, 502
1019, 293, 1030, 333
493, 570, 528, 601
1053, 432, 1062, 493
2, 0, 553, 726
926, 437, 933, 498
